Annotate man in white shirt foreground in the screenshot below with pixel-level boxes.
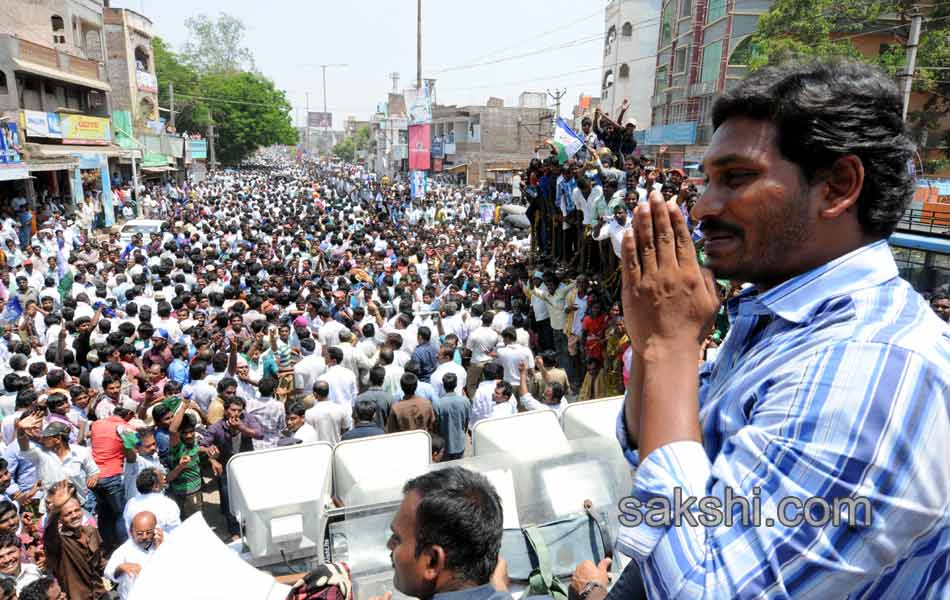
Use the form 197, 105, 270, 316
106, 510, 164, 600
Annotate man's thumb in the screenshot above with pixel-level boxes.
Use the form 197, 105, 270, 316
598, 558, 612, 572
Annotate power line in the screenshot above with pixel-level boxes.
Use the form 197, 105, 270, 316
432, 34, 603, 74
432, 15, 660, 75
432, 7, 605, 68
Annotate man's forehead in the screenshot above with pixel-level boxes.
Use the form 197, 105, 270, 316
701, 117, 777, 172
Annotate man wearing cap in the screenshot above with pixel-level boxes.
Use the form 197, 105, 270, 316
142, 330, 172, 371
14, 413, 101, 514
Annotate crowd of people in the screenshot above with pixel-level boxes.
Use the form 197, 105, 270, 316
0, 122, 696, 597
0, 57, 945, 599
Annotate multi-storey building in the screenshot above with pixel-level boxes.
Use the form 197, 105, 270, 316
601, 0, 663, 129
0, 0, 120, 217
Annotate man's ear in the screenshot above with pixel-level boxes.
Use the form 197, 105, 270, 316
819, 154, 864, 220
423, 544, 447, 581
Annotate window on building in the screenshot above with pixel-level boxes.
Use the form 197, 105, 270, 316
654, 66, 668, 96
134, 46, 150, 72
661, 1, 675, 46
619, 64, 630, 78
51, 15, 66, 44
0, 71, 7, 96
622, 22, 633, 37
707, 0, 726, 24
681, 0, 692, 17
605, 25, 617, 56
603, 70, 615, 92
674, 46, 688, 73
701, 41, 722, 83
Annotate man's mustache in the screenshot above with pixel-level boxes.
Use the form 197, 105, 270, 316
700, 219, 744, 239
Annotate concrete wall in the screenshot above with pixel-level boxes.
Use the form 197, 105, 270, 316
0, 0, 105, 61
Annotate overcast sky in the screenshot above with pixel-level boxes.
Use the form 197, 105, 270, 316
109, 0, 609, 129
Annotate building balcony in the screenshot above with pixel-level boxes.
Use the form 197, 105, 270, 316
0, 33, 111, 91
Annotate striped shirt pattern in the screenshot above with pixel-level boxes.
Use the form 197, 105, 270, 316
615, 240, 950, 598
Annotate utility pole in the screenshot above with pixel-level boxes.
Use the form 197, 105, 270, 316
546, 88, 566, 124
207, 107, 216, 171
901, 4, 923, 121
417, 0, 422, 89
169, 81, 175, 130
305, 91, 310, 155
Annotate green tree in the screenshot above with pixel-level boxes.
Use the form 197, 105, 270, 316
200, 71, 297, 164
181, 13, 255, 74
152, 37, 208, 133
748, 1, 950, 156
333, 138, 356, 161
353, 125, 372, 152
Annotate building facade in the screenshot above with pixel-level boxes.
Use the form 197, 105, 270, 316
431, 98, 551, 187
635, 0, 769, 171
0, 0, 121, 221
601, 0, 663, 129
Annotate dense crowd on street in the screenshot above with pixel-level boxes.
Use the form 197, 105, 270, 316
0, 105, 712, 597
0, 64, 946, 599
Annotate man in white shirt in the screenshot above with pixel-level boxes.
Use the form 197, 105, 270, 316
286, 402, 319, 443
105, 511, 164, 600
304, 381, 352, 444
465, 312, 499, 396
517, 361, 569, 418
317, 347, 358, 408
469, 362, 506, 428
495, 328, 534, 386
122, 468, 181, 533
592, 204, 631, 259
293, 339, 326, 403
430, 345, 468, 398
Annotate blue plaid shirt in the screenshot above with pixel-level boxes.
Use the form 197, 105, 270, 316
616, 240, 949, 598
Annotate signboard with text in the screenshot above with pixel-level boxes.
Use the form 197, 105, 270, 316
307, 112, 332, 128
22, 110, 62, 139
61, 114, 112, 145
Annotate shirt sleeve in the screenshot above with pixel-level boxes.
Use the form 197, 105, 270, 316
616, 342, 949, 598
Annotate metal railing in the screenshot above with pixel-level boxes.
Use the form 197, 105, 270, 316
895, 207, 950, 236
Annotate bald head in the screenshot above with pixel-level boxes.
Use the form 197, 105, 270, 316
131, 511, 158, 549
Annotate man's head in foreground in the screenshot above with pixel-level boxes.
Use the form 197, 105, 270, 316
388, 466, 503, 600
695, 60, 914, 289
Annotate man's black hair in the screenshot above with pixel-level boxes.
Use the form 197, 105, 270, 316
136, 467, 162, 495
402, 466, 503, 585
711, 59, 914, 237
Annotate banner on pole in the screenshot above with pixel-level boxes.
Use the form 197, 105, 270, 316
408, 124, 431, 171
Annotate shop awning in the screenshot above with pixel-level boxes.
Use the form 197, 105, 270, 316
12, 58, 112, 92
24, 143, 126, 159
446, 163, 468, 173
0, 165, 31, 181
26, 158, 80, 172
141, 165, 177, 173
